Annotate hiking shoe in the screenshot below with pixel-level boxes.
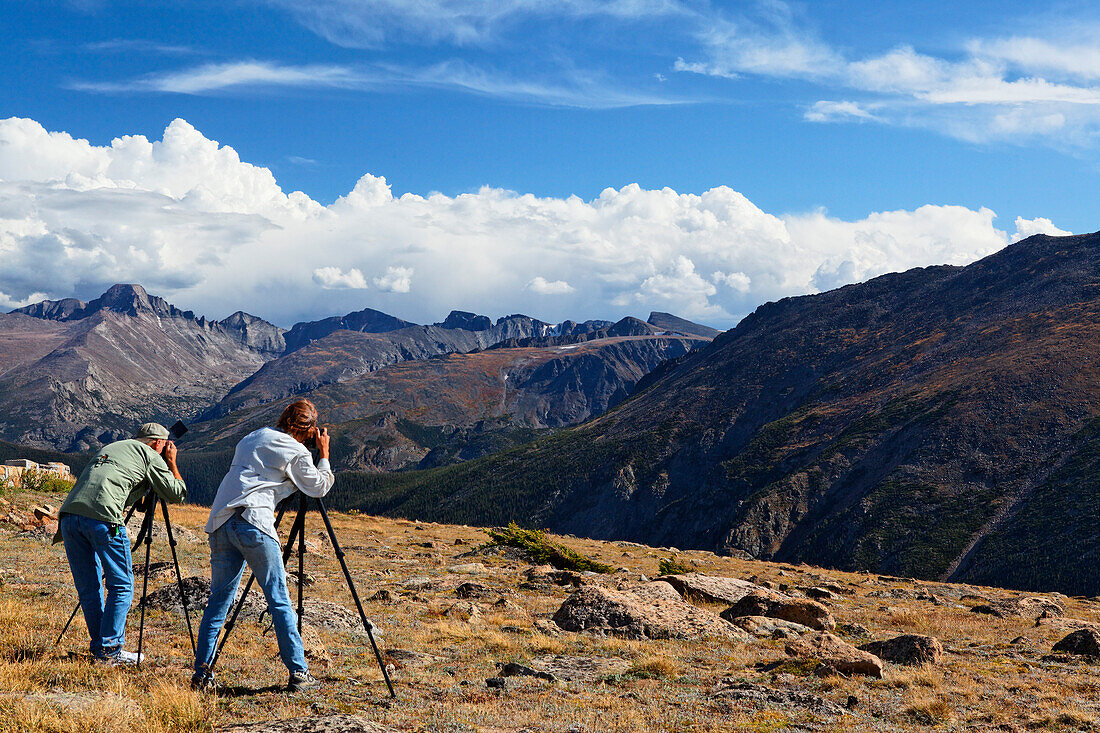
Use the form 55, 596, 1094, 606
104, 649, 145, 666
191, 671, 216, 692
287, 670, 321, 692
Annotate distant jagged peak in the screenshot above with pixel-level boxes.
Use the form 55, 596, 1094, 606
605, 316, 660, 337
282, 305, 416, 354
439, 310, 492, 331
646, 312, 720, 339
12, 283, 192, 322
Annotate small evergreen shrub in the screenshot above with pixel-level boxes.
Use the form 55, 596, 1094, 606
483, 522, 613, 573
658, 555, 694, 576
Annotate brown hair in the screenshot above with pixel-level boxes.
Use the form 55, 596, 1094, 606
277, 399, 318, 435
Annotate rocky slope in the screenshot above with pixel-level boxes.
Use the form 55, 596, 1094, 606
0, 284, 284, 450
5, 487, 1100, 732
337, 232, 1100, 596
184, 334, 706, 473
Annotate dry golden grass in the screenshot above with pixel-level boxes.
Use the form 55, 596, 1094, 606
3, 490, 1100, 731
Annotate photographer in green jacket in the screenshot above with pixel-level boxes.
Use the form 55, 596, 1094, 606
54, 423, 187, 664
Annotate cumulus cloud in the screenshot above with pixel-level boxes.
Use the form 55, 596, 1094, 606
313, 267, 369, 289
373, 266, 413, 292
527, 277, 574, 295
0, 117, 1063, 328
1011, 216, 1073, 243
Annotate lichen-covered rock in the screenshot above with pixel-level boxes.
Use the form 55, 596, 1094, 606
859, 634, 943, 666
657, 573, 770, 605
970, 596, 1065, 619
553, 585, 747, 640
785, 632, 883, 677
722, 591, 835, 631
525, 654, 631, 683
731, 615, 812, 638
219, 715, 397, 732
1052, 629, 1100, 658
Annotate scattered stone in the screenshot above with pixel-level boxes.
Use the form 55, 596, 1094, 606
525, 565, 586, 587
143, 576, 264, 617
447, 563, 487, 574
219, 714, 398, 732
799, 587, 837, 601
445, 601, 482, 623
657, 573, 769, 605
368, 589, 394, 603
970, 596, 1065, 619
1052, 629, 1100, 658
453, 538, 468, 546
32, 505, 58, 522
455, 582, 490, 599
385, 649, 447, 668
286, 570, 315, 587
485, 677, 507, 689
498, 662, 556, 682
785, 632, 884, 678
131, 561, 176, 581
301, 601, 361, 631
731, 615, 812, 638
553, 585, 748, 641
708, 678, 848, 716
859, 635, 944, 666
722, 591, 835, 631
526, 654, 631, 683
402, 576, 434, 591
836, 622, 870, 638
125, 517, 201, 545
628, 581, 684, 603
533, 619, 561, 636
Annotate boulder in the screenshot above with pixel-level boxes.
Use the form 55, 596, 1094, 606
553, 585, 748, 641
298, 622, 331, 668
525, 565, 586, 587
445, 601, 482, 623
971, 596, 1065, 619
447, 563, 487, 574
731, 615, 812, 639
657, 573, 770, 605
859, 634, 943, 666
455, 582, 491, 599
722, 591, 835, 631
628, 581, 685, 603
709, 678, 848, 716
1052, 629, 1100, 658
785, 632, 883, 678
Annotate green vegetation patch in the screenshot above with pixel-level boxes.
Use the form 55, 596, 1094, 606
483, 522, 613, 573
658, 555, 694, 576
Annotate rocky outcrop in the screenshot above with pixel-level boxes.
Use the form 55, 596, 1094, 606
721, 591, 835, 631
709, 678, 848, 716
859, 634, 944, 666
1052, 629, 1100, 658
785, 632, 884, 678
219, 715, 397, 733
970, 596, 1065, 619
552, 585, 747, 640
658, 573, 766, 605
731, 615, 812, 639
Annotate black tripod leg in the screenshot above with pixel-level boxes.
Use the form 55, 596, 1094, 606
159, 498, 196, 654
56, 498, 148, 648
296, 492, 306, 634
315, 499, 396, 698
135, 497, 156, 668
208, 501, 300, 672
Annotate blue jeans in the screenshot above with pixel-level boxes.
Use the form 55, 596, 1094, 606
59, 513, 134, 658
194, 516, 307, 675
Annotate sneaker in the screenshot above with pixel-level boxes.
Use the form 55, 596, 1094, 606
287, 670, 321, 692
190, 671, 216, 692
105, 649, 146, 666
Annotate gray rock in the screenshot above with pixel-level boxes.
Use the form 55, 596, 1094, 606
721, 591, 835, 631
553, 585, 748, 641
1052, 629, 1100, 658
709, 679, 848, 716
525, 654, 631, 683
859, 634, 944, 666
219, 715, 397, 732
785, 632, 884, 678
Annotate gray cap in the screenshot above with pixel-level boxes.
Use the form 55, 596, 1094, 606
133, 422, 170, 441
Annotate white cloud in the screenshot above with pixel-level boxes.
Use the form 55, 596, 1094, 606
261, 0, 687, 49
527, 277, 575, 294
0, 117, 1065, 328
805, 100, 876, 123
373, 266, 413, 292
313, 267, 370, 289
1011, 216, 1073, 243
72, 61, 366, 94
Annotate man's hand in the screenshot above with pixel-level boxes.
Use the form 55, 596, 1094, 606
314, 427, 330, 460
163, 440, 183, 480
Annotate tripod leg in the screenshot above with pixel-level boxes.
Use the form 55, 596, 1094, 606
315, 499, 396, 698
159, 498, 196, 655
135, 498, 156, 668
56, 498, 147, 648
208, 502, 301, 672
296, 493, 306, 635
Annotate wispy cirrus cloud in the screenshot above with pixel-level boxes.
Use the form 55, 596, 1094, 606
73, 58, 685, 108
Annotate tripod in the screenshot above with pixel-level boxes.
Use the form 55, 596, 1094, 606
56, 490, 197, 667
207, 492, 396, 698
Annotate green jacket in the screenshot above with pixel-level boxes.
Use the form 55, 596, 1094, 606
55, 439, 187, 536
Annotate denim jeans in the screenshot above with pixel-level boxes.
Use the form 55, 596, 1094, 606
59, 513, 134, 658
194, 516, 307, 675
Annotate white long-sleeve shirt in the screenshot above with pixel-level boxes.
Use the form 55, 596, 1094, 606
205, 427, 334, 540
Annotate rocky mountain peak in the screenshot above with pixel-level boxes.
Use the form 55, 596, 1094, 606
440, 311, 492, 331
647, 312, 721, 338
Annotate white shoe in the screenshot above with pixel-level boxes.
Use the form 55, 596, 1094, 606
107, 649, 146, 666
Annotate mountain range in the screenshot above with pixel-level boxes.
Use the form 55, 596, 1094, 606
332, 231, 1100, 596
0, 285, 714, 465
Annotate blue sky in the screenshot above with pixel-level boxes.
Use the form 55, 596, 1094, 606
0, 1, 1095, 327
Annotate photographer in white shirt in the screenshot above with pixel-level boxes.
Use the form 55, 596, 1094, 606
191, 399, 334, 693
